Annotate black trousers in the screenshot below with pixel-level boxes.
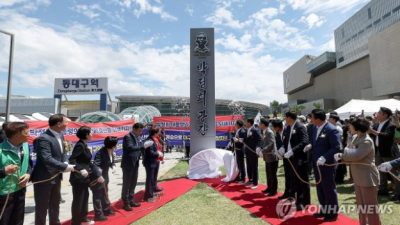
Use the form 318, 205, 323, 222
0, 189, 25, 225
235, 150, 246, 181
121, 164, 139, 206
265, 161, 279, 192
34, 176, 62, 225
154, 162, 160, 190
144, 166, 155, 200
291, 159, 311, 206
245, 152, 259, 186
71, 182, 89, 225
92, 188, 111, 218
282, 158, 294, 196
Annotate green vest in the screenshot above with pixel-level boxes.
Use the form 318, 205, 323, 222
0, 141, 30, 195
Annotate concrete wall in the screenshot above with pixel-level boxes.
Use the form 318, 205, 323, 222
287, 57, 386, 109
283, 55, 315, 94
369, 20, 400, 97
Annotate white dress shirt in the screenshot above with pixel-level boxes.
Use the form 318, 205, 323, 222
316, 121, 328, 140
376, 119, 389, 147
49, 128, 63, 153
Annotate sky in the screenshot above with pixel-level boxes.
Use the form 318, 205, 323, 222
0, 0, 370, 105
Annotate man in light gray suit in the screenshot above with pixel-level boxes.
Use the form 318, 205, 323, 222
256, 118, 279, 196
31, 114, 75, 225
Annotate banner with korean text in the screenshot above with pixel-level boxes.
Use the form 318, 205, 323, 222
153, 115, 243, 132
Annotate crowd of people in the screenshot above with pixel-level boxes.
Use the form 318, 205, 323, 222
0, 114, 167, 225
229, 107, 400, 225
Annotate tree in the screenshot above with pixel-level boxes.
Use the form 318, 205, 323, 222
290, 105, 306, 115
270, 100, 280, 118
327, 109, 333, 113
313, 103, 323, 109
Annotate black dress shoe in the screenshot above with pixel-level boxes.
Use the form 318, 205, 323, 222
378, 190, 389, 196
81, 217, 90, 222
154, 188, 164, 192
313, 212, 325, 218
123, 205, 133, 211
94, 216, 108, 221
323, 216, 339, 222
267, 191, 277, 197
104, 211, 116, 216
261, 188, 270, 193
153, 193, 160, 197
278, 194, 289, 199
390, 195, 400, 201
130, 202, 141, 207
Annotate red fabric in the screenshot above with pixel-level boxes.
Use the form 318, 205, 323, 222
61, 178, 198, 225
154, 136, 163, 162
201, 177, 359, 225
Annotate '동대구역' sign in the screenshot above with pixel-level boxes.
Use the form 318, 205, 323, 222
190, 28, 216, 156
54, 77, 108, 95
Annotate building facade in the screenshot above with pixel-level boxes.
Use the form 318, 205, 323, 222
283, 0, 400, 114
116, 95, 269, 119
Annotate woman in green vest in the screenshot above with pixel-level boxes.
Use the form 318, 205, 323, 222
0, 122, 33, 225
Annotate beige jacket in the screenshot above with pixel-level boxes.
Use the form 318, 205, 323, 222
342, 133, 379, 187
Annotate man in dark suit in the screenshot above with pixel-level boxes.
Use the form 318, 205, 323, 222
32, 114, 75, 225
368, 107, 400, 200
232, 120, 247, 183
271, 120, 293, 199
304, 109, 340, 222
121, 123, 145, 211
280, 110, 310, 211
240, 117, 262, 190
306, 114, 315, 178
258, 118, 278, 196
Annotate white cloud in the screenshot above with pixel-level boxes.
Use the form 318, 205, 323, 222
71, 5, 100, 20
318, 37, 335, 52
280, 0, 369, 14
0, 8, 291, 104
0, 0, 28, 8
185, 5, 193, 16
205, 6, 252, 29
300, 13, 326, 29
113, 0, 177, 21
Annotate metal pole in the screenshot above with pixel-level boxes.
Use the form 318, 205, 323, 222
0, 29, 14, 122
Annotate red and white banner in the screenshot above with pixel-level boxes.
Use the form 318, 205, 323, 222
153, 115, 243, 132
26, 120, 135, 144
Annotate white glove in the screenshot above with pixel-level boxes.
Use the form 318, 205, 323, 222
144, 140, 154, 148
97, 176, 105, 183
278, 147, 285, 156
158, 151, 164, 157
80, 169, 88, 178
334, 153, 342, 161
238, 138, 243, 143
98, 168, 103, 173
378, 162, 393, 172
64, 164, 75, 172
317, 156, 326, 166
303, 144, 312, 152
256, 147, 261, 154
112, 166, 117, 174
64, 162, 68, 165
284, 150, 293, 159
233, 137, 239, 142
274, 150, 283, 159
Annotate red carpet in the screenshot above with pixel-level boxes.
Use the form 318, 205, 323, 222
202, 177, 359, 225
61, 178, 198, 225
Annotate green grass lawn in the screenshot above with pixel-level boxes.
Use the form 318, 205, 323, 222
132, 158, 399, 225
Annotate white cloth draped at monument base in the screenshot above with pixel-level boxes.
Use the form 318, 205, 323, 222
187, 149, 239, 182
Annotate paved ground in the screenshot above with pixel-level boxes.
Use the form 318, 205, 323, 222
24, 150, 185, 225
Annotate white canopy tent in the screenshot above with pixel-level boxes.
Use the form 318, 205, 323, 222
331, 99, 400, 119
